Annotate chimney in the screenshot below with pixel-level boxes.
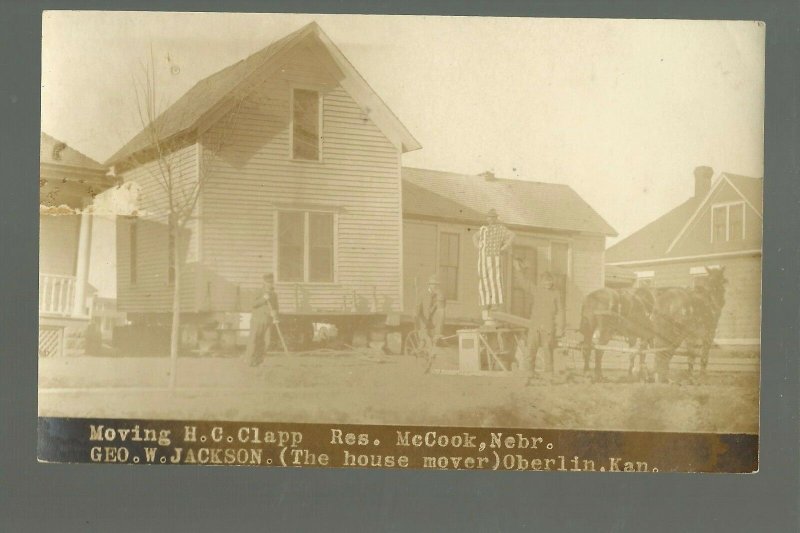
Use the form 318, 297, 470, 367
479, 170, 497, 181
694, 166, 713, 198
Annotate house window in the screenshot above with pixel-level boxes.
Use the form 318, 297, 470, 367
711, 202, 745, 242
635, 271, 654, 288
292, 89, 321, 160
729, 203, 744, 241
690, 265, 720, 288
277, 210, 334, 283
439, 232, 460, 300
129, 218, 138, 284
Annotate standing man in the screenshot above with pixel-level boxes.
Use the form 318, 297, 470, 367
512, 259, 564, 385
415, 274, 447, 346
473, 208, 514, 324
246, 273, 280, 367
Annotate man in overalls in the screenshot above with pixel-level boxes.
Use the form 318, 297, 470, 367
512, 259, 564, 385
246, 273, 280, 367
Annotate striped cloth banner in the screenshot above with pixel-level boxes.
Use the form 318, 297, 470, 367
476, 224, 509, 306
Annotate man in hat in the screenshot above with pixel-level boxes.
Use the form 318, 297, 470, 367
415, 273, 447, 347
245, 273, 280, 367
512, 259, 564, 384
473, 208, 514, 323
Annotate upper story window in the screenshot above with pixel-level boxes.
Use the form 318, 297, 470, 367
277, 210, 334, 283
711, 202, 745, 243
292, 88, 321, 161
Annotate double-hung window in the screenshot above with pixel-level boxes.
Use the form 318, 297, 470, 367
711, 202, 745, 242
277, 210, 334, 283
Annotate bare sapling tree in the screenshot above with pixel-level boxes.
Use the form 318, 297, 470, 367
131, 47, 247, 388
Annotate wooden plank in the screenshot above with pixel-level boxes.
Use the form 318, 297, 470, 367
489, 310, 531, 328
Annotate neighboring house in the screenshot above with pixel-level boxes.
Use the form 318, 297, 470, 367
402, 167, 617, 329
606, 166, 763, 345
106, 23, 420, 337
39, 132, 114, 356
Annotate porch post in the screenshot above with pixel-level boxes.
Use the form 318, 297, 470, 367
72, 208, 93, 317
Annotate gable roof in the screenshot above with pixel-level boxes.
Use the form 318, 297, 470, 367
606, 172, 763, 263
40, 132, 106, 172
107, 22, 420, 166
402, 167, 617, 236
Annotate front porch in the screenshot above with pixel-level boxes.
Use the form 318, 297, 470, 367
39, 273, 92, 358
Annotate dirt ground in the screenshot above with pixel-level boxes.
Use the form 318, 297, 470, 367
38, 345, 759, 434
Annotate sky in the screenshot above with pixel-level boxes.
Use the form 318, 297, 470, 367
41, 12, 765, 243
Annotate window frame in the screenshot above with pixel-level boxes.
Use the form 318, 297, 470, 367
129, 217, 138, 285
289, 86, 323, 162
274, 208, 338, 284
438, 231, 460, 301
635, 270, 654, 288
711, 201, 746, 243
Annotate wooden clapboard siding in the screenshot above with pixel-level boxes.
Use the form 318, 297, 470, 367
116, 143, 199, 313
40, 214, 80, 276
616, 253, 762, 342
198, 43, 402, 314
402, 217, 607, 328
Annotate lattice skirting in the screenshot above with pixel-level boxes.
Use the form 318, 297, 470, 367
39, 326, 65, 358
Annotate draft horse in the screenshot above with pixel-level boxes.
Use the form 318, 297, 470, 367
579, 286, 656, 381
651, 267, 727, 382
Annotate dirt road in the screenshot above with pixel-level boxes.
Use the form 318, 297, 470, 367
38, 349, 758, 434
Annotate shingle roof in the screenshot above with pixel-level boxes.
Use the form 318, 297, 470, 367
606, 173, 763, 263
40, 132, 106, 172
605, 197, 700, 263
107, 22, 419, 165
402, 167, 617, 236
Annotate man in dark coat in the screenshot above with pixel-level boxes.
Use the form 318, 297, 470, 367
246, 274, 280, 367
512, 259, 564, 384
415, 273, 447, 345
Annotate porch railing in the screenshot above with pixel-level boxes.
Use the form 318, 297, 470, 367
39, 274, 76, 316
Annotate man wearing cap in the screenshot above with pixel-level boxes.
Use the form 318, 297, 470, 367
415, 274, 447, 346
473, 208, 514, 323
512, 259, 564, 384
246, 273, 280, 367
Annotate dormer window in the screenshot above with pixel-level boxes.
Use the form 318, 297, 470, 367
291, 88, 321, 160
711, 202, 745, 243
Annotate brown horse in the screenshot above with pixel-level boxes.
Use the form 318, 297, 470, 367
651, 267, 727, 382
579, 286, 656, 381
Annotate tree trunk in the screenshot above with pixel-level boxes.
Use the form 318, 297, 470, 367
168, 222, 181, 389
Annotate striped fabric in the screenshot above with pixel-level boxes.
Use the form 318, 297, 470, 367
476, 224, 511, 306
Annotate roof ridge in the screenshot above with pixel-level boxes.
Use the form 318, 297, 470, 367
403, 166, 572, 187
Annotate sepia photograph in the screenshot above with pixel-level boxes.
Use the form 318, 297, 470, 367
37, 12, 764, 470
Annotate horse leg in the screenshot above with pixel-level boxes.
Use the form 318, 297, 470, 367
581, 343, 592, 374
700, 339, 711, 374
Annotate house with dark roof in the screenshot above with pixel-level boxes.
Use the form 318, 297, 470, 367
606, 166, 763, 345
402, 167, 616, 328
108, 22, 421, 337
39, 132, 114, 356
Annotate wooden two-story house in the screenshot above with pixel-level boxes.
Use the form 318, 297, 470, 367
606, 166, 763, 345
106, 22, 421, 343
